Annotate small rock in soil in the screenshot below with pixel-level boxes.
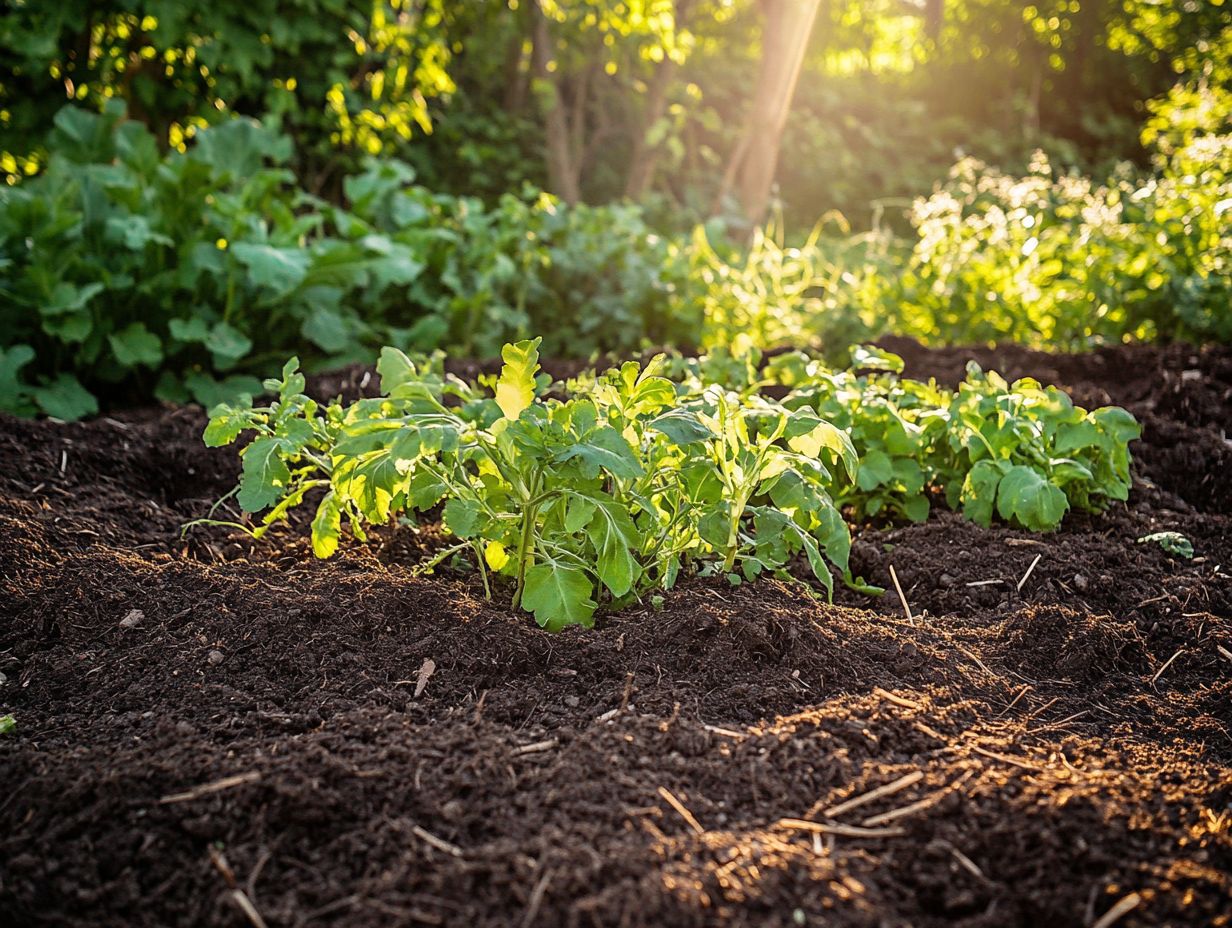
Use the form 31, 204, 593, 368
119, 610, 143, 628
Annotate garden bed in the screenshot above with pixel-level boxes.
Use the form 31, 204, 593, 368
1, 340, 1229, 927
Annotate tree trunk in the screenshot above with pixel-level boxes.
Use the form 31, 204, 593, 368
623, 0, 692, 200
531, 1, 581, 203
502, 1, 533, 115
924, 0, 943, 43
717, 0, 821, 226
623, 56, 678, 199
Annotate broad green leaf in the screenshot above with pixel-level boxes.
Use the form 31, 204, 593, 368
558, 427, 643, 479
206, 322, 253, 362
169, 317, 211, 343
302, 307, 351, 354
522, 561, 596, 631
856, 449, 894, 491
494, 338, 541, 420
232, 243, 309, 295
849, 345, 905, 373
311, 491, 343, 558
203, 406, 250, 447
960, 459, 1005, 527
443, 498, 483, 538
648, 408, 713, 444
109, 322, 163, 368
33, 374, 98, 421
996, 465, 1069, 531
0, 344, 36, 415
237, 437, 291, 512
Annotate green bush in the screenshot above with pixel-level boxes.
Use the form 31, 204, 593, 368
879, 134, 1232, 346
0, 105, 702, 417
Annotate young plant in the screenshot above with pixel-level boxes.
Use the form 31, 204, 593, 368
202, 339, 859, 630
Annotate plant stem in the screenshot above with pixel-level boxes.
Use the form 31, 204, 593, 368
510, 500, 538, 609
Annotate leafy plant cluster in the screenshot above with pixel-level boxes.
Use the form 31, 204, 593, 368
671, 344, 1142, 533
202, 339, 1143, 628
202, 339, 859, 630
0, 105, 694, 418
864, 130, 1232, 347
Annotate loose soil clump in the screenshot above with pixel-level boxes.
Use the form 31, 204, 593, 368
1, 341, 1229, 927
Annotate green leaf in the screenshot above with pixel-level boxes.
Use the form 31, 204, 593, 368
522, 561, 596, 631
494, 338, 541, 420
169, 317, 211, 343
0, 344, 36, 415
232, 243, 309, 295
1137, 531, 1193, 559
205, 322, 253, 362
849, 345, 905, 373
302, 307, 352, 354
237, 437, 291, 512
311, 491, 344, 558
33, 375, 99, 421
0, 714, 14, 735
558, 428, 643, 479
959, 459, 1005, 527
203, 406, 250, 447
996, 465, 1069, 531
443, 498, 483, 538
108, 322, 163, 368
856, 449, 894, 490
649, 408, 713, 445
586, 496, 638, 597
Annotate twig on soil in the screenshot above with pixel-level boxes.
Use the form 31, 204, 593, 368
939, 842, 989, 883
1150, 648, 1185, 687
620, 671, 635, 712
1217, 644, 1232, 663
158, 771, 262, 804
873, 687, 922, 710
1089, 891, 1142, 928
818, 771, 923, 819
512, 739, 558, 756
862, 773, 971, 827
775, 819, 906, 839
209, 848, 270, 928
702, 723, 746, 738
521, 870, 552, 928
411, 824, 464, 858
971, 745, 1043, 771
1016, 554, 1042, 592
414, 658, 436, 698
861, 771, 973, 827
998, 684, 1031, 716
888, 565, 914, 625
1027, 710, 1090, 735
657, 786, 704, 835
965, 579, 1003, 587
595, 707, 621, 723
957, 645, 995, 678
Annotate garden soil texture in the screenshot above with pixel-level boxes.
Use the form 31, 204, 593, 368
1, 340, 1229, 928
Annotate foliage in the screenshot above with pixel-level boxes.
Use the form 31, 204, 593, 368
0, 106, 695, 417
202, 339, 859, 629
0, 0, 455, 187
0, 104, 425, 415
676, 344, 1141, 532
873, 132, 1232, 346
1138, 531, 1194, 559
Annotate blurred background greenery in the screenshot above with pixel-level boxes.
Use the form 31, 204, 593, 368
1, 0, 1228, 417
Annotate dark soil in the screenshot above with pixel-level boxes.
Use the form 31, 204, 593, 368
1, 341, 1229, 928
